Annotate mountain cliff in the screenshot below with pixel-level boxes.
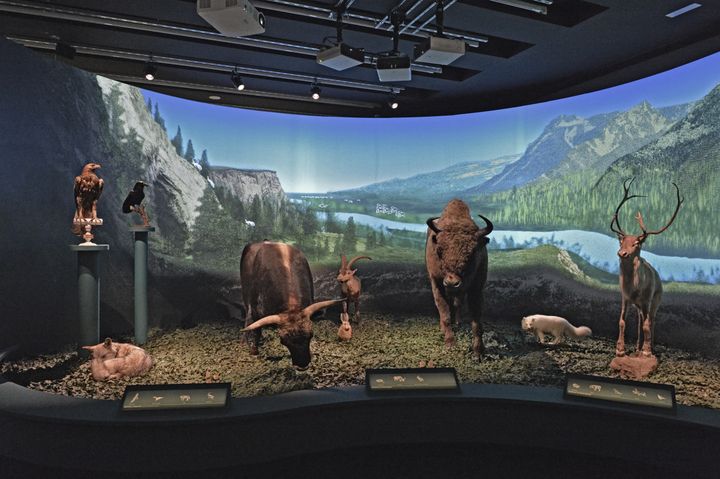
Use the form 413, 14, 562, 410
209, 167, 286, 207
545, 101, 674, 177
477, 114, 611, 193
333, 154, 519, 199
474, 84, 719, 257
0, 39, 280, 351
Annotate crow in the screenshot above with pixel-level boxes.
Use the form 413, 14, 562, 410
122, 181, 150, 225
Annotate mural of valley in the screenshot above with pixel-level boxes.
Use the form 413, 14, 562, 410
1, 37, 720, 407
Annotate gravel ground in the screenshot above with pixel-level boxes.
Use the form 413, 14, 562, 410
2, 315, 719, 409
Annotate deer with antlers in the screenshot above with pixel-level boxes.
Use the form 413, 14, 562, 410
337, 255, 372, 323
610, 178, 683, 358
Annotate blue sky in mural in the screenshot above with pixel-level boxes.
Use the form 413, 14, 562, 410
141, 52, 720, 193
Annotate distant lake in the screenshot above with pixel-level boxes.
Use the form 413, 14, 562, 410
320, 211, 720, 284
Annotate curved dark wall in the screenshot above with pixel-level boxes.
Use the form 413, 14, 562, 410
0, 39, 119, 351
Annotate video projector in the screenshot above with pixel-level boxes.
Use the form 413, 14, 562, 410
197, 0, 265, 37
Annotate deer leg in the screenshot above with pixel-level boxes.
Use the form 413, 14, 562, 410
635, 306, 643, 354
642, 296, 660, 357
616, 299, 627, 357
430, 280, 454, 348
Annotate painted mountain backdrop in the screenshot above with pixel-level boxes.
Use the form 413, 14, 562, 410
475, 85, 720, 258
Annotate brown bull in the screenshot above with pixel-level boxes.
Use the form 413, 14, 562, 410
425, 199, 493, 359
240, 241, 343, 370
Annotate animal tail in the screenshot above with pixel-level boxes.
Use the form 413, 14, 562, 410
569, 325, 592, 338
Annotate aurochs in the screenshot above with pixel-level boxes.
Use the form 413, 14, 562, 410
425, 199, 493, 359
240, 241, 343, 370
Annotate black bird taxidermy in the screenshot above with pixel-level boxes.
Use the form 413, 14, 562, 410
122, 181, 150, 226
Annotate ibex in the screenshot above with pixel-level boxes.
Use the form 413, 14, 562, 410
337, 255, 372, 323
610, 178, 683, 358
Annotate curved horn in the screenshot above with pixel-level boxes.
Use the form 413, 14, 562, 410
426, 217, 442, 234
477, 214, 494, 236
340, 254, 348, 270
241, 314, 284, 332
347, 255, 372, 269
636, 182, 684, 237
302, 299, 345, 318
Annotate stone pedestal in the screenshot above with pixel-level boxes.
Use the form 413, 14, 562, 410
610, 354, 658, 380
70, 244, 109, 350
131, 226, 155, 345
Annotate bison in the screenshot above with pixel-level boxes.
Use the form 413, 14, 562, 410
425, 199, 493, 359
240, 241, 343, 370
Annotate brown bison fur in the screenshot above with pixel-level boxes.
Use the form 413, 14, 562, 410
426, 199, 492, 359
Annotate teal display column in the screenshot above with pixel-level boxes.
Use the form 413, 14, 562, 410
131, 226, 155, 345
70, 244, 109, 349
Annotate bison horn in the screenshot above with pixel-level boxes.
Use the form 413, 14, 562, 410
347, 255, 372, 269
340, 254, 348, 270
241, 314, 284, 331
477, 214, 494, 236
302, 299, 345, 318
426, 217, 442, 234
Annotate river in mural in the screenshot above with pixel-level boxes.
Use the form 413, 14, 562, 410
318, 211, 720, 283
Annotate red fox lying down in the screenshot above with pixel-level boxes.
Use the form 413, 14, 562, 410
82, 338, 153, 380
521, 314, 592, 345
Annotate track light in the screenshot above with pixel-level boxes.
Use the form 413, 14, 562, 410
388, 93, 399, 110
55, 41, 76, 59
144, 61, 156, 81
310, 84, 321, 100
231, 70, 245, 90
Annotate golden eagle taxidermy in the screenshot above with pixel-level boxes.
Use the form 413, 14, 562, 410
122, 181, 150, 226
72, 162, 104, 237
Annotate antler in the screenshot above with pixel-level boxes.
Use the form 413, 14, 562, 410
635, 182, 683, 237
610, 178, 646, 237
347, 255, 372, 269
426, 217, 441, 234
477, 214, 493, 236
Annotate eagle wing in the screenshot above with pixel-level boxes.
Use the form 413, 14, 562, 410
74, 175, 82, 200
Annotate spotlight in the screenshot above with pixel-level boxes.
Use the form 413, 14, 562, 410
310, 84, 321, 100
231, 70, 245, 91
144, 62, 156, 81
388, 95, 399, 110
55, 41, 76, 60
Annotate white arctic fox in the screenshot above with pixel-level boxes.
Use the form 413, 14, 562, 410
521, 314, 592, 345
